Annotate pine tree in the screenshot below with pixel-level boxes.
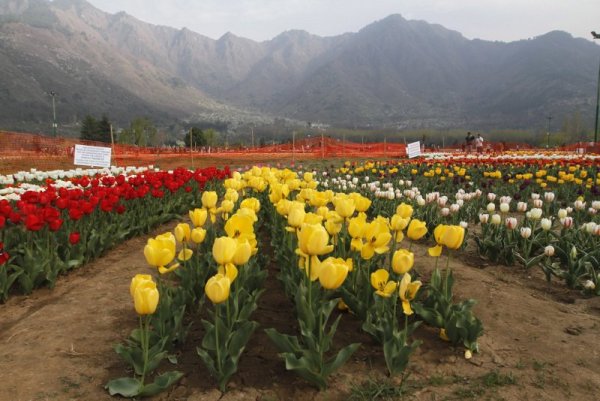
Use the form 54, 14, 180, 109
96, 114, 112, 143
80, 115, 98, 141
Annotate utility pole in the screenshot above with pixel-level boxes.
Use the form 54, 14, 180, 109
50, 91, 57, 136
251, 126, 254, 148
292, 130, 296, 162
546, 115, 552, 148
593, 31, 600, 143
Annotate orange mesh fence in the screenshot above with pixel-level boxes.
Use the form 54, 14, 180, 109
1, 130, 598, 174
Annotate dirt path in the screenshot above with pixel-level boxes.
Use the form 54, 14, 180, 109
1, 226, 599, 401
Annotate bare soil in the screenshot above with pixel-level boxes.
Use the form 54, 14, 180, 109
1, 223, 599, 401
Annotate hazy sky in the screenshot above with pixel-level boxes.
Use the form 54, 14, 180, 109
86, 0, 600, 43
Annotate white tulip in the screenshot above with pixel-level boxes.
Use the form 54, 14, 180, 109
487, 202, 496, 213
540, 218, 552, 231
520, 227, 532, 239
499, 203, 510, 213
544, 245, 555, 257
491, 214, 501, 225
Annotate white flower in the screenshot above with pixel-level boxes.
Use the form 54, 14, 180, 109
570, 246, 577, 260
517, 202, 528, 212
585, 222, 598, 234
500, 196, 512, 204
456, 199, 464, 207
560, 217, 574, 229
574, 200, 586, 210
532, 199, 543, 208
505, 217, 518, 230
583, 280, 596, 290
486, 202, 496, 213
557, 208, 568, 219
531, 193, 540, 200
441, 207, 450, 216
528, 208, 543, 220
437, 196, 448, 207
544, 192, 555, 202
450, 204, 460, 213
592, 200, 600, 211
460, 221, 469, 229
491, 214, 501, 225
487, 193, 496, 202
544, 245, 555, 257
520, 227, 532, 239
417, 197, 426, 206
479, 213, 489, 224
499, 202, 510, 213
540, 218, 552, 231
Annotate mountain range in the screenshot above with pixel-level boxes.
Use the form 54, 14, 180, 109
0, 0, 598, 134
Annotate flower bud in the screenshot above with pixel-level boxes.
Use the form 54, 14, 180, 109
479, 213, 489, 224
570, 246, 577, 260
540, 218, 552, 231
574, 200, 586, 210
441, 207, 450, 216
487, 202, 496, 213
544, 245, 555, 257
487, 193, 496, 201
491, 214, 501, 225
533, 199, 543, 208
531, 193, 540, 200
505, 217, 518, 230
583, 280, 596, 290
560, 217, 573, 229
499, 202, 510, 213
557, 208, 568, 219
517, 202, 528, 212
520, 227, 532, 239
544, 192, 555, 202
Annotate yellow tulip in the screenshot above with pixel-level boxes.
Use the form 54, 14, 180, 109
428, 244, 443, 257
350, 193, 372, 213
324, 218, 342, 237
205, 274, 231, 304
370, 269, 397, 298
240, 197, 261, 212
217, 263, 239, 283
390, 214, 410, 232
399, 273, 422, 316
407, 219, 427, 240
296, 223, 334, 256
348, 213, 367, 238
225, 214, 256, 241
174, 223, 191, 242
224, 188, 240, 203
144, 238, 176, 269
191, 227, 207, 244
178, 248, 193, 261
304, 212, 323, 225
436, 224, 465, 249
287, 204, 306, 228
392, 249, 414, 274
318, 257, 349, 290
212, 236, 238, 265
130, 274, 154, 299
361, 220, 392, 260
133, 282, 159, 315
189, 208, 208, 227
232, 240, 252, 265
334, 197, 356, 219
396, 203, 414, 219
201, 191, 218, 209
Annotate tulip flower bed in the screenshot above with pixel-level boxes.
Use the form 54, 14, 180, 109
0, 165, 231, 301
2, 153, 600, 401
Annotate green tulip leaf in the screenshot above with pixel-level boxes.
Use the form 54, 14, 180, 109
105, 377, 141, 397
138, 371, 184, 397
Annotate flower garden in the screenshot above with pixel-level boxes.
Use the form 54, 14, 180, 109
1, 151, 599, 401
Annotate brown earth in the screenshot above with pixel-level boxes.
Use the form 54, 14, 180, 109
1, 223, 599, 401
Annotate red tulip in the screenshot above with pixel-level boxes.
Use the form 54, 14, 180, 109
69, 232, 81, 245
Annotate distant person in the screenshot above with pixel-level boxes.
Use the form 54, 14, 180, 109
465, 132, 474, 153
474, 133, 484, 153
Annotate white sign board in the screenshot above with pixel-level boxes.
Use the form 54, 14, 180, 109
74, 144, 112, 168
406, 141, 421, 158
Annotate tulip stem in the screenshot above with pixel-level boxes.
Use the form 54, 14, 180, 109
140, 316, 149, 386
215, 305, 222, 376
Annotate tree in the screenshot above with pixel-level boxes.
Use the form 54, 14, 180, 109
96, 114, 112, 143
80, 115, 98, 141
119, 117, 157, 146
186, 127, 207, 148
